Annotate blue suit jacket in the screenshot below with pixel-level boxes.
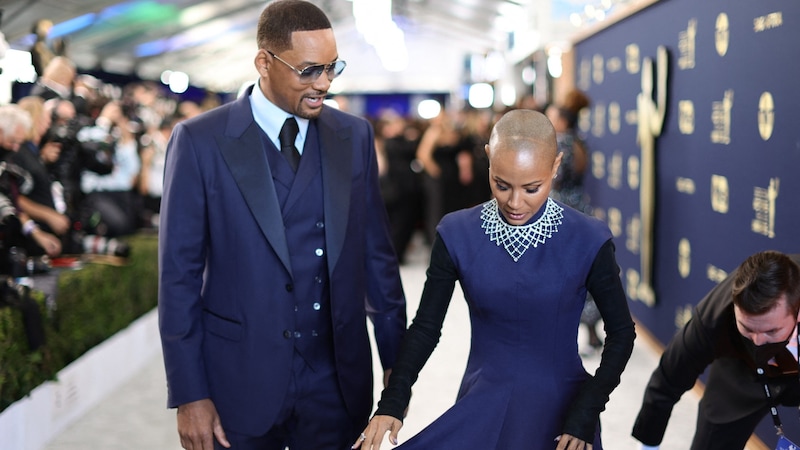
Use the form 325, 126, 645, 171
158, 87, 407, 435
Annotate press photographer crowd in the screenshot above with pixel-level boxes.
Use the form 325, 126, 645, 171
0, 33, 214, 279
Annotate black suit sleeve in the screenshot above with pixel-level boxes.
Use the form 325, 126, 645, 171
631, 269, 735, 445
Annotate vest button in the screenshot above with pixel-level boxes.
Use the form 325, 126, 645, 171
283, 330, 291, 339
316, 221, 324, 228
313, 302, 321, 310
315, 248, 324, 257
285, 283, 293, 292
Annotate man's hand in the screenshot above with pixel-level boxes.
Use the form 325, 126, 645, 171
176, 398, 230, 450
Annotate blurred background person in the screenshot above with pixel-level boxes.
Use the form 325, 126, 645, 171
78, 100, 141, 240
375, 110, 424, 264
546, 89, 600, 353
0, 104, 63, 260
415, 109, 474, 245
13, 96, 69, 257
29, 55, 76, 101
137, 114, 180, 229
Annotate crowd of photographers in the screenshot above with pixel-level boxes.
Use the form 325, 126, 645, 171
0, 54, 210, 278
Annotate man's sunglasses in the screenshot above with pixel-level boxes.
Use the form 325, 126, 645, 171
267, 50, 347, 84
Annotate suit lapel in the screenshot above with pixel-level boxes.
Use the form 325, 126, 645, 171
217, 94, 293, 275
318, 110, 352, 272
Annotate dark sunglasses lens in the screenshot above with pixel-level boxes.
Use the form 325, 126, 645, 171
299, 65, 325, 83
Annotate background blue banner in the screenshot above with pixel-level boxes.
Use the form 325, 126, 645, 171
574, 0, 800, 445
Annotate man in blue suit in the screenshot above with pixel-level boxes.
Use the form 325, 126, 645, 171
157, 1, 407, 449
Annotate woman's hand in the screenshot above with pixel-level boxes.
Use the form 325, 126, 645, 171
555, 433, 592, 450
352, 415, 402, 450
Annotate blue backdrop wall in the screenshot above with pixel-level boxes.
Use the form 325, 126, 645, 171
573, 0, 800, 446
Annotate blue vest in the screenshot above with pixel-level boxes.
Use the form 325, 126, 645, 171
262, 122, 332, 368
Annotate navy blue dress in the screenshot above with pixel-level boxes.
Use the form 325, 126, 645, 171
376, 199, 635, 449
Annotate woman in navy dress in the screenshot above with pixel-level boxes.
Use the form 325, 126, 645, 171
354, 109, 635, 450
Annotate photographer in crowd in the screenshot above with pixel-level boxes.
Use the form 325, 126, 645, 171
77, 99, 141, 239
12, 96, 70, 255
0, 104, 63, 264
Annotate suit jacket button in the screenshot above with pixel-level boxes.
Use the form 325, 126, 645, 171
283, 330, 292, 339
285, 283, 293, 292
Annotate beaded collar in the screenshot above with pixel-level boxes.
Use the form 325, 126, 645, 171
480, 198, 563, 262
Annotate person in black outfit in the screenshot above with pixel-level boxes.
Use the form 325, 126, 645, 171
633, 250, 800, 450
376, 112, 424, 264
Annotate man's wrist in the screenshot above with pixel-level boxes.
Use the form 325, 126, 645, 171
22, 219, 40, 236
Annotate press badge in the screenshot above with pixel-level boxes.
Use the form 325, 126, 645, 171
776, 435, 799, 450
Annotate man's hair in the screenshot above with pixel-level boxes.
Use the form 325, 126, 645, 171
0, 104, 33, 138
257, 0, 332, 52
732, 250, 800, 316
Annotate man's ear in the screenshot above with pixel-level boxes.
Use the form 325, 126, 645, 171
254, 49, 270, 77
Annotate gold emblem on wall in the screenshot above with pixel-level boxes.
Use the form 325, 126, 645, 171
678, 238, 691, 278
608, 151, 623, 189
711, 90, 734, 145
626, 214, 641, 254
628, 155, 640, 190
715, 13, 730, 56
626, 44, 640, 74
593, 54, 605, 85
579, 58, 591, 91
710, 174, 729, 213
707, 264, 728, 283
607, 57, 622, 73
678, 18, 697, 70
675, 304, 693, 329
579, 108, 591, 134
752, 177, 779, 238
592, 151, 606, 179
608, 102, 621, 134
676, 177, 695, 194
758, 92, 775, 141
678, 100, 695, 134
754, 12, 783, 32
593, 102, 606, 137
608, 207, 623, 237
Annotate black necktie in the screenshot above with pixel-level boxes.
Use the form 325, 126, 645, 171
278, 117, 301, 172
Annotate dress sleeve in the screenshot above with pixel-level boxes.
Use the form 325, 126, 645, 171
374, 233, 459, 420
562, 239, 636, 441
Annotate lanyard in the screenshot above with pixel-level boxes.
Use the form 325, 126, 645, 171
756, 323, 800, 436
